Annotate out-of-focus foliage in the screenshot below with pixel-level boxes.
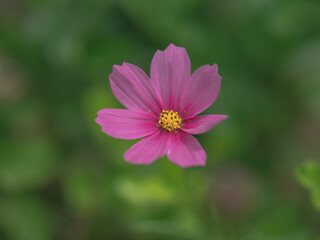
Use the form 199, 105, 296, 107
296, 161, 320, 210
1, 0, 320, 239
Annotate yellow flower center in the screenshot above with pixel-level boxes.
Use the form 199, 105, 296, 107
158, 110, 182, 132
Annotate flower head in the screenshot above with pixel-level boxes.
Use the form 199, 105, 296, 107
96, 44, 228, 167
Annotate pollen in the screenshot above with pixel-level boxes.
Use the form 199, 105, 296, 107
158, 110, 182, 132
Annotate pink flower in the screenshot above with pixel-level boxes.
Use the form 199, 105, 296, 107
96, 44, 228, 167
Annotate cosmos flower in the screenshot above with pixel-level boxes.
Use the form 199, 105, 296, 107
96, 44, 228, 167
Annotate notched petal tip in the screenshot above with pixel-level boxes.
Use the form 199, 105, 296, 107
95, 110, 105, 124
95, 116, 100, 124
111, 64, 120, 71
110, 62, 132, 73
167, 43, 181, 49
159, 43, 187, 53
201, 64, 219, 74
121, 62, 133, 68
111, 63, 123, 73
109, 63, 136, 80
210, 63, 218, 71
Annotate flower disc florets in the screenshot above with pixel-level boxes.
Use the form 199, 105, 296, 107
158, 110, 182, 132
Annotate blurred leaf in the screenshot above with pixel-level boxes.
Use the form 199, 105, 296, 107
61, 162, 102, 215
131, 213, 204, 239
248, 204, 306, 240
0, 196, 54, 240
296, 161, 320, 210
0, 139, 58, 192
114, 176, 175, 207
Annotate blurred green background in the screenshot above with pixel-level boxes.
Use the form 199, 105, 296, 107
1, 0, 320, 239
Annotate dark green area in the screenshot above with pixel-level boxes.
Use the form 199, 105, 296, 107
1, 0, 320, 239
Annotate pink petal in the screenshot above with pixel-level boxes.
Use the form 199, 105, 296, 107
109, 62, 162, 115
95, 109, 158, 140
124, 131, 169, 165
182, 115, 228, 135
179, 64, 221, 119
150, 44, 191, 111
167, 131, 206, 167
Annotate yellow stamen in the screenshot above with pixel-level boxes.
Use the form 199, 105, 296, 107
158, 110, 182, 132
